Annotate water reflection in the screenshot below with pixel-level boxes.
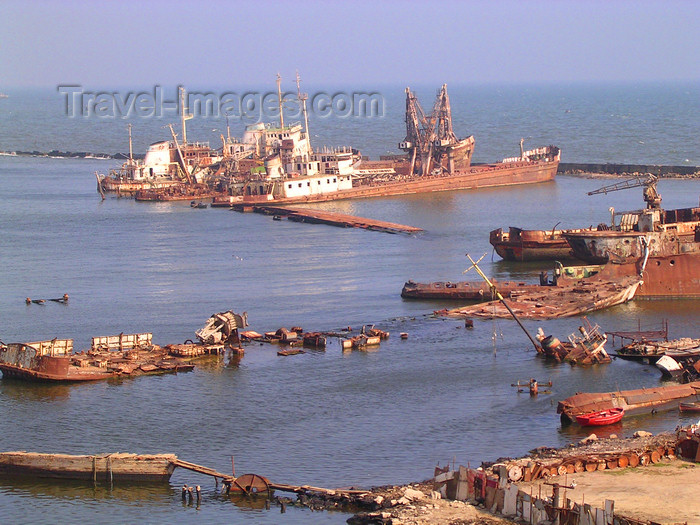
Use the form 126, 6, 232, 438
0, 380, 72, 402
0, 477, 172, 504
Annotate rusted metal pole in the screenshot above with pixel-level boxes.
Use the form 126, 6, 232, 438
466, 254, 541, 352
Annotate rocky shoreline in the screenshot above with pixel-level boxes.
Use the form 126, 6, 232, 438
273, 428, 698, 524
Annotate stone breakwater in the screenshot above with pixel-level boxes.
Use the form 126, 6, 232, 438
558, 162, 700, 178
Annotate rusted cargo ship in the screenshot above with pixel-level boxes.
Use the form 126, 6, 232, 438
134, 81, 560, 204
564, 207, 700, 298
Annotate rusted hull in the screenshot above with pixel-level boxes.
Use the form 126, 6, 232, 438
0, 340, 195, 383
264, 158, 558, 205
0, 363, 112, 382
401, 279, 534, 301
493, 243, 572, 262
597, 252, 700, 297
489, 227, 575, 261
99, 177, 181, 195
557, 381, 700, 422
0, 452, 177, 482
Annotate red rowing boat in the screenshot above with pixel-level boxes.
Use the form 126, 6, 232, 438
679, 402, 700, 413
575, 407, 624, 426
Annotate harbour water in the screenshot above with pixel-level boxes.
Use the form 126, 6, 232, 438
0, 82, 699, 523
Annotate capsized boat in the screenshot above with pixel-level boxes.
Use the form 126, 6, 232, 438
575, 407, 624, 426
535, 320, 611, 365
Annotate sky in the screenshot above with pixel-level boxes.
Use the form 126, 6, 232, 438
1, 0, 699, 88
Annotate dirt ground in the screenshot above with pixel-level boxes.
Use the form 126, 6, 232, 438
516, 458, 700, 525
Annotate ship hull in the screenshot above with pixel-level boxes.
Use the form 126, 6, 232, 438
0, 452, 177, 482
240, 158, 558, 205
557, 381, 700, 422
597, 253, 700, 298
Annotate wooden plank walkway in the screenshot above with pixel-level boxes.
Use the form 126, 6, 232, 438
232, 204, 422, 234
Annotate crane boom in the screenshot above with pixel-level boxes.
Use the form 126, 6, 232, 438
587, 174, 661, 209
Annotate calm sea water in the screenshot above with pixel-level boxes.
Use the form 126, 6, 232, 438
0, 83, 699, 524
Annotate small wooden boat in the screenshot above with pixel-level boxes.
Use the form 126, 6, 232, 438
575, 407, 624, 426
679, 401, 700, 413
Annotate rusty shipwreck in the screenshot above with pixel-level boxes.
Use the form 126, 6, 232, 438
564, 175, 700, 297
129, 79, 560, 204
0, 335, 194, 382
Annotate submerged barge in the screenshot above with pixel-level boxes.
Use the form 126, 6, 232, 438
557, 381, 700, 423
0, 452, 178, 482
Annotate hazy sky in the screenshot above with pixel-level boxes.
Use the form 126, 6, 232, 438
2, 0, 699, 88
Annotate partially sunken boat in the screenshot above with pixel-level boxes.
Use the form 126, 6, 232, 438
535, 322, 611, 365
444, 274, 641, 319
557, 381, 700, 423
401, 263, 603, 301
0, 335, 193, 382
0, 452, 177, 482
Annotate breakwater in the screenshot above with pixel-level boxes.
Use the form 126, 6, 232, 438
558, 162, 700, 177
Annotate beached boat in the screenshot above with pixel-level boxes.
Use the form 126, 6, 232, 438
557, 380, 700, 423
0, 335, 194, 382
489, 227, 583, 262
0, 452, 178, 482
575, 407, 624, 426
679, 401, 700, 413
444, 274, 641, 319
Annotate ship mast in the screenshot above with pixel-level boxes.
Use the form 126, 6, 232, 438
179, 86, 192, 144
296, 70, 312, 155
276, 73, 285, 129
127, 123, 133, 165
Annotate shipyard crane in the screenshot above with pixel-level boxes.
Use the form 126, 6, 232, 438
587, 174, 661, 209
400, 84, 474, 176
